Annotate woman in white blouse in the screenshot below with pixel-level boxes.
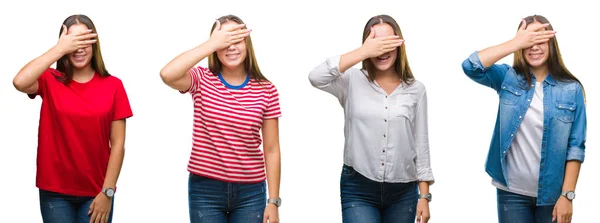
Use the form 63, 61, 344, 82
309, 14, 434, 223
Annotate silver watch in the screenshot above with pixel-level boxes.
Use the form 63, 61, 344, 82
561, 191, 575, 201
102, 188, 115, 198
419, 193, 432, 202
267, 198, 281, 207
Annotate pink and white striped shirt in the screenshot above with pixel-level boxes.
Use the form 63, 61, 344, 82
181, 66, 281, 183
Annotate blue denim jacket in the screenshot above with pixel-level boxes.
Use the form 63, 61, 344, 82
462, 52, 587, 206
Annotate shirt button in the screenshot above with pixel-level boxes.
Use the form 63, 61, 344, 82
384, 119, 387, 122
519, 116, 522, 119
385, 106, 388, 109
383, 134, 386, 137
381, 162, 384, 166
385, 96, 388, 98
511, 134, 514, 137
383, 150, 386, 153
527, 99, 531, 102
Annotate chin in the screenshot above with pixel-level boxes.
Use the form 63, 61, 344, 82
374, 64, 393, 71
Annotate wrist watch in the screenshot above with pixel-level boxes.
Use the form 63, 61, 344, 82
561, 191, 575, 201
267, 198, 282, 207
419, 193, 432, 202
102, 188, 115, 198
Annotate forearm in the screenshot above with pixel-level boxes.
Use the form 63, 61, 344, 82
13, 46, 64, 90
264, 149, 281, 199
418, 181, 429, 195
562, 161, 582, 192
160, 41, 216, 84
339, 47, 367, 73
477, 39, 520, 68
103, 145, 124, 189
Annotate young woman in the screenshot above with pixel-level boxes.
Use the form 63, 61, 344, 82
461, 15, 586, 223
160, 15, 281, 223
12, 14, 132, 223
309, 15, 433, 223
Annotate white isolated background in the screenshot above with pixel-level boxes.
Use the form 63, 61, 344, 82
0, 0, 598, 222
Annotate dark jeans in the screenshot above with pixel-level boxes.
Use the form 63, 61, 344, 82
188, 173, 266, 223
340, 165, 418, 223
497, 189, 554, 223
39, 189, 114, 223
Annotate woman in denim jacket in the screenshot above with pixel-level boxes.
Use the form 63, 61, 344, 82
462, 15, 587, 223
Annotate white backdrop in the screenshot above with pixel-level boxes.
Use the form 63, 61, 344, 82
1, 0, 597, 222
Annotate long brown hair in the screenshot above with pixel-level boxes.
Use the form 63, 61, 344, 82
513, 15, 584, 93
208, 15, 269, 83
57, 14, 110, 83
361, 15, 414, 85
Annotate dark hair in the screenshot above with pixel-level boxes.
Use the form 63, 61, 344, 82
361, 14, 414, 84
513, 15, 584, 94
208, 15, 269, 83
57, 14, 109, 83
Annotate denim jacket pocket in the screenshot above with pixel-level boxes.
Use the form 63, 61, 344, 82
555, 101, 576, 123
500, 84, 524, 105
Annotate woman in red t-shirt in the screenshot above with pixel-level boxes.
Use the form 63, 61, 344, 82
12, 14, 132, 223
160, 15, 281, 223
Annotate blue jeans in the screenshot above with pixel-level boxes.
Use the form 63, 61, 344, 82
39, 189, 114, 223
340, 165, 417, 223
188, 173, 266, 223
497, 189, 554, 223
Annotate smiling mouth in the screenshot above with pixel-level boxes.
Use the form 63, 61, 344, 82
529, 53, 544, 59
226, 53, 240, 59
72, 54, 86, 61
376, 55, 391, 61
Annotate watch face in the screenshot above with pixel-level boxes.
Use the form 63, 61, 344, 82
567, 192, 575, 200
105, 188, 115, 197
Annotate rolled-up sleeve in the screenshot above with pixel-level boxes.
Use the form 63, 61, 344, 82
414, 89, 434, 184
308, 56, 350, 104
566, 84, 587, 162
461, 51, 510, 92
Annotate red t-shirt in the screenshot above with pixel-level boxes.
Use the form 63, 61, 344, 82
29, 68, 133, 197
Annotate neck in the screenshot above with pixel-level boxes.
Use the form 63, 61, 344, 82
375, 69, 400, 81
531, 65, 549, 83
72, 65, 95, 80
221, 65, 246, 78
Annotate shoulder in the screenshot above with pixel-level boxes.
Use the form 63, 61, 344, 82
406, 79, 426, 93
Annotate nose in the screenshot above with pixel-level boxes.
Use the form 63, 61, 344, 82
76, 48, 84, 53
531, 44, 541, 50
227, 45, 236, 50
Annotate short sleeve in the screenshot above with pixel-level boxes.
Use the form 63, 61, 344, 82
179, 66, 206, 94
27, 68, 55, 99
113, 79, 133, 121
263, 84, 282, 119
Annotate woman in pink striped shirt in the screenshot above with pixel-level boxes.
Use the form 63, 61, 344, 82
160, 15, 282, 223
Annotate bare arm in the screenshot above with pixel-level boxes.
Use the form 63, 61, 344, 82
562, 161, 581, 193
160, 21, 250, 92
159, 42, 217, 91
13, 26, 96, 94
103, 119, 126, 190
13, 47, 64, 94
478, 20, 555, 68
262, 119, 281, 201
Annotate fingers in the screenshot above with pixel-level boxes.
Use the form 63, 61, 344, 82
263, 213, 268, 223
519, 19, 526, 30
61, 25, 68, 37
552, 206, 557, 222
90, 211, 99, 223
81, 39, 98, 45
527, 22, 550, 31
369, 27, 375, 39
223, 23, 246, 32
417, 215, 422, 223
215, 19, 222, 31
75, 33, 98, 41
